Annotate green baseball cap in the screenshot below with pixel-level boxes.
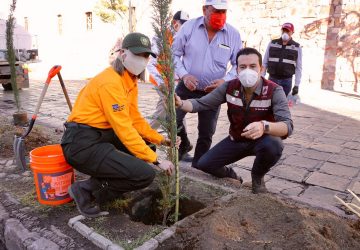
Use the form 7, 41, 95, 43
122, 32, 156, 58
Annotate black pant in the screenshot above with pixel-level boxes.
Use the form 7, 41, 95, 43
175, 81, 220, 167
197, 135, 284, 178
61, 123, 155, 200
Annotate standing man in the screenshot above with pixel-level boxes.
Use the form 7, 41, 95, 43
147, 10, 190, 129
261, 22, 302, 96
61, 32, 174, 218
172, 0, 242, 165
175, 48, 293, 193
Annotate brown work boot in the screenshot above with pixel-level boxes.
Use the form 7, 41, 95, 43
251, 174, 267, 194
68, 180, 108, 218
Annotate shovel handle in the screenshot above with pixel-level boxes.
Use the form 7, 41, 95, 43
57, 72, 73, 111
46, 65, 62, 84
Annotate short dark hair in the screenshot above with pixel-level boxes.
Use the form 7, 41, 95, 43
236, 47, 262, 67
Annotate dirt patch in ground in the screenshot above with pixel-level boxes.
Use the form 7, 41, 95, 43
159, 193, 360, 249
0, 114, 63, 159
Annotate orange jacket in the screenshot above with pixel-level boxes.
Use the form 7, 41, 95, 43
68, 67, 163, 163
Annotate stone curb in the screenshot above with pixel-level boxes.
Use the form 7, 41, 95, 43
0, 202, 60, 250
67, 216, 124, 250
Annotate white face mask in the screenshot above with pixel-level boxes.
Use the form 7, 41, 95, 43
281, 33, 290, 41
237, 68, 259, 88
121, 49, 149, 75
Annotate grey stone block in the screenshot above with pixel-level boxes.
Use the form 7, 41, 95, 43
344, 141, 360, 150
266, 177, 304, 195
73, 221, 93, 239
5, 160, 14, 167
107, 244, 125, 250
348, 180, 360, 195
89, 231, 113, 249
68, 215, 85, 227
299, 148, 332, 161
306, 172, 351, 192
310, 143, 342, 153
282, 155, 320, 170
315, 136, 346, 146
295, 186, 344, 212
328, 154, 360, 167
0, 173, 6, 179
28, 237, 59, 250
154, 228, 175, 243
4, 218, 40, 250
0, 204, 9, 244
341, 148, 360, 158
268, 165, 309, 183
134, 238, 159, 250
319, 162, 359, 178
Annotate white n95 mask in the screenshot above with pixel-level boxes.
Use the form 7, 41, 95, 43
281, 33, 290, 41
237, 68, 259, 88
121, 49, 149, 76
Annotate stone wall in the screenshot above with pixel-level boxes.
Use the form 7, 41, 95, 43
230, 0, 359, 94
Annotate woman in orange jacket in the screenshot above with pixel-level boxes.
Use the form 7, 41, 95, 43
61, 32, 175, 218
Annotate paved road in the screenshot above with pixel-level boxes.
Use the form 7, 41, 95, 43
1, 79, 360, 215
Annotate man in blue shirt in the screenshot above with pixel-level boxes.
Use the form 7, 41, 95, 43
172, 0, 242, 166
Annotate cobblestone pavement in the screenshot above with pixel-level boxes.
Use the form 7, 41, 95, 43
1, 79, 360, 248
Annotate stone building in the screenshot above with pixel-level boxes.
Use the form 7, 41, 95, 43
0, 0, 358, 94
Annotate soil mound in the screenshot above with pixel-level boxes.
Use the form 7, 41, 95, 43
159, 193, 360, 250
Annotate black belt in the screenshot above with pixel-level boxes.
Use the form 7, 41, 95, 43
64, 122, 93, 129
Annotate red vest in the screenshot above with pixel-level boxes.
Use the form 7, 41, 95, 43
226, 77, 277, 141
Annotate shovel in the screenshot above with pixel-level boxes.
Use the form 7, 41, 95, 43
14, 65, 65, 171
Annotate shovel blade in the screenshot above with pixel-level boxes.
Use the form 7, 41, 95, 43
13, 135, 27, 171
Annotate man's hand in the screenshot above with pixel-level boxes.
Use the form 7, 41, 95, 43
182, 74, 198, 91
241, 122, 265, 140
156, 160, 175, 175
161, 136, 181, 148
174, 94, 183, 108
292, 86, 299, 95
204, 79, 225, 93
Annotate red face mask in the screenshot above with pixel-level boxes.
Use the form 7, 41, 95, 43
209, 12, 226, 30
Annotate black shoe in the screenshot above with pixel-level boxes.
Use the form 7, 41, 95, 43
178, 144, 193, 161
251, 174, 267, 194
229, 169, 243, 184
68, 181, 105, 218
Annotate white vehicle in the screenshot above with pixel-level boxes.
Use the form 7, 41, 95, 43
0, 18, 37, 90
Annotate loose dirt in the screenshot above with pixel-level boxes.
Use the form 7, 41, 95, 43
159, 193, 360, 249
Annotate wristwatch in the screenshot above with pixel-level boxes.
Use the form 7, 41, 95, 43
261, 120, 270, 133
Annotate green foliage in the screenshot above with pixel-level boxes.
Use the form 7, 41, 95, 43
151, 0, 181, 223
94, 0, 128, 23
6, 0, 21, 112
102, 197, 132, 213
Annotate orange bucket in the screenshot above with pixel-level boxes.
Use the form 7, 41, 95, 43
30, 144, 75, 206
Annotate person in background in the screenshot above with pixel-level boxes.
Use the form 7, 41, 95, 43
172, 0, 242, 164
175, 48, 293, 194
261, 22, 302, 96
147, 10, 190, 130
61, 32, 175, 218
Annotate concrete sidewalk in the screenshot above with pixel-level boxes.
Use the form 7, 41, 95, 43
0, 79, 360, 248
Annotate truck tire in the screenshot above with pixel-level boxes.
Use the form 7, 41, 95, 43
2, 83, 13, 91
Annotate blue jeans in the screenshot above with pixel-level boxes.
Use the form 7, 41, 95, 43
269, 76, 292, 96
197, 135, 284, 178
176, 81, 220, 167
